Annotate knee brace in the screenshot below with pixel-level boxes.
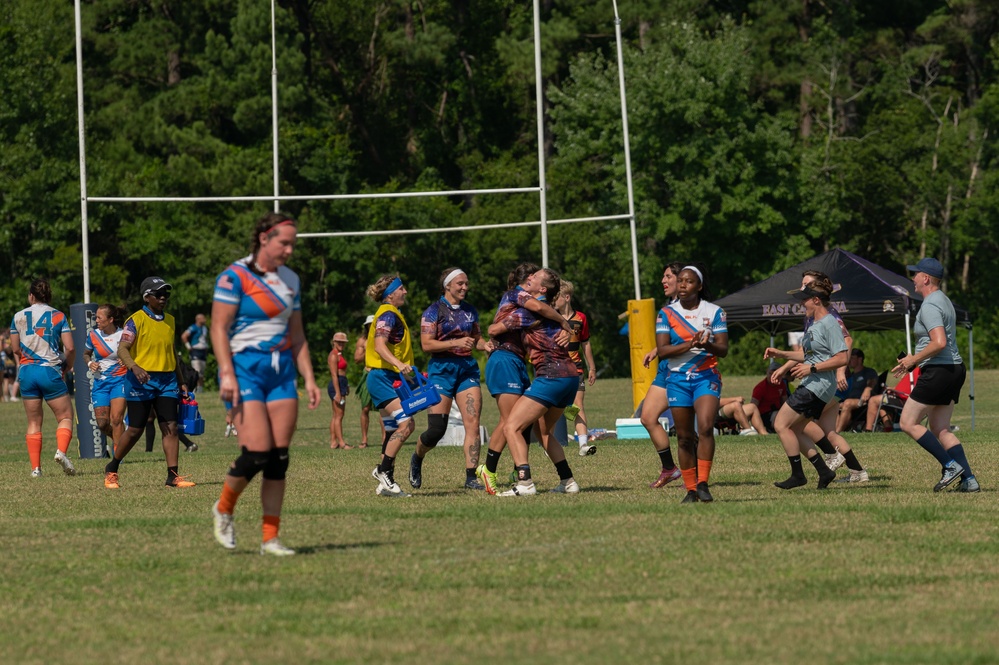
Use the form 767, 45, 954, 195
382, 416, 398, 433
227, 447, 270, 481
263, 447, 290, 480
420, 413, 448, 449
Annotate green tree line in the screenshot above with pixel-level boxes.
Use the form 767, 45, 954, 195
3, 0, 999, 378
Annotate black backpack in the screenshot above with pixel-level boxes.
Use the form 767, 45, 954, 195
176, 354, 200, 390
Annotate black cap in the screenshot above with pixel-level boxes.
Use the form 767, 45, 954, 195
141, 276, 172, 297
788, 284, 828, 301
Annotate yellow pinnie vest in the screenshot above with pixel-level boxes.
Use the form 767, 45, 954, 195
126, 310, 177, 372
365, 304, 413, 370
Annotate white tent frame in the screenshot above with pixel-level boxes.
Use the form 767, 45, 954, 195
73, 0, 643, 303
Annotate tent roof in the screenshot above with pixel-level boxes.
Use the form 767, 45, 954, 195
715, 248, 971, 334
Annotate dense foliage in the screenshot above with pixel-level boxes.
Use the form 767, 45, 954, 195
3, 0, 999, 376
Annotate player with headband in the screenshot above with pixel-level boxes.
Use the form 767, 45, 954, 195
409, 267, 495, 490
365, 274, 418, 498
658, 264, 728, 503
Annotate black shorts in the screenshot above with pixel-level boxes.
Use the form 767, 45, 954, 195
909, 363, 966, 406
786, 386, 827, 420
127, 396, 179, 428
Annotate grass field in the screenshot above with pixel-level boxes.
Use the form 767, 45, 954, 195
1, 373, 996, 664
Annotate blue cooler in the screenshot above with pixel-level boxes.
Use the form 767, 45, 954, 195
178, 396, 206, 435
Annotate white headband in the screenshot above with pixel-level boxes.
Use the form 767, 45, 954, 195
443, 269, 466, 287
682, 265, 703, 283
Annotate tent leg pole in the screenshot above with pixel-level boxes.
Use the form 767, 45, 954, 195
968, 327, 974, 432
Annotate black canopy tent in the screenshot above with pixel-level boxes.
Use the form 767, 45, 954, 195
715, 248, 976, 428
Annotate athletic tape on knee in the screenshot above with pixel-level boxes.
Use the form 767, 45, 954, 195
420, 413, 448, 449
392, 408, 410, 426
228, 447, 270, 480
262, 448, 290, 480
382, 416, 398, 432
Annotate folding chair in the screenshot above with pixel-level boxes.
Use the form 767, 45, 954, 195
880, 368, 921, 431
845, 370, 888, 432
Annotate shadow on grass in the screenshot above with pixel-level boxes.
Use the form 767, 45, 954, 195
186, 479, 224, 487
576, 485, 629, 493
708, 497, 774, 503
417, 489, 482, 497
289, 541, 385, 555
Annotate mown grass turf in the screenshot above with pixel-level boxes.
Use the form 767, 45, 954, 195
1, 373, 996, 664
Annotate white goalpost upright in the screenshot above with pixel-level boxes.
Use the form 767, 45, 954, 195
72, 0, 643, 302
70, 0, 651, 456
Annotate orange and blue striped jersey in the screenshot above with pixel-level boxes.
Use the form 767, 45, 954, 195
658, 300, 727, 375
85, 327, 127, 380
213, 257, 301, 354
9, 304, 69, 368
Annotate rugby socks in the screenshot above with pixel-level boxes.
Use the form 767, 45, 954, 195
576, 433, 589, 448
947, 444, 974, 479
465, 467, 477, 482
26, 432, 42, 469
808, 453, 836, 489
813, 436, 836, 456
843, 450, 863, 472
218, 483, 241, 515
657, 447, 676, 471
788, 455, 806, 478
681, 467, 697, 492
105, 457, 122, 473
166, 466, 181, 485
56, 426, 72, 455
697, 459, 712, 485
262, 515, 280, 543
515, 464, 532, 483
485, 449, 502, 474
377, 455, 395, 475
915, 431, 953, 467
554, 459, 573, 480
807, 453, 830, 473
774, 456, 807, 489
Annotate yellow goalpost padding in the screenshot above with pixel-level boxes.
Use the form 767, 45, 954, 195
627, 299, 657, 412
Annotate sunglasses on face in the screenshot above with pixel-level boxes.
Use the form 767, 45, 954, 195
149, 290, 170, 299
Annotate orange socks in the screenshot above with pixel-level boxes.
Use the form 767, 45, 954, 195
698, 459, 713, 485
56, 426, 72, 454
680, 467, 698, 492
26, 433, 42, 469
262, 515, 280, 543
217, 483, 241, 515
